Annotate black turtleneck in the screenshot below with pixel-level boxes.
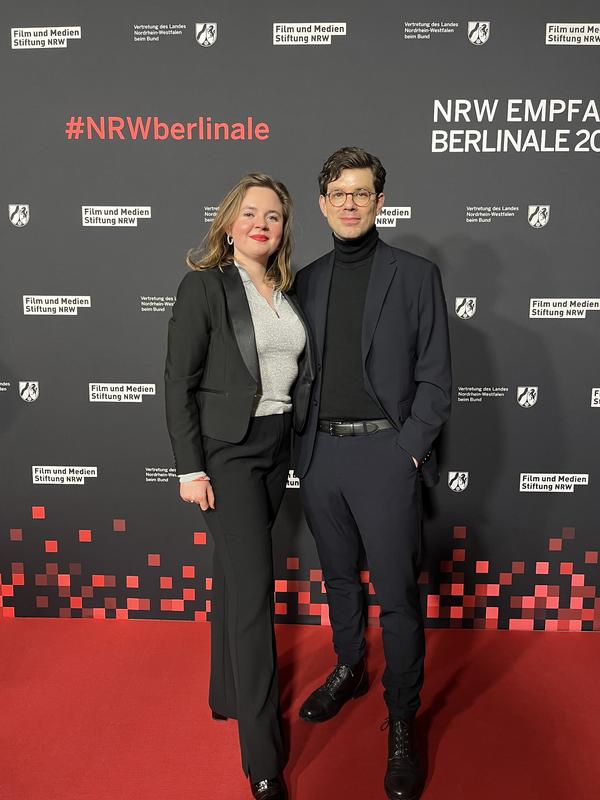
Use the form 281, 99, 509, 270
319, 226, 384, 421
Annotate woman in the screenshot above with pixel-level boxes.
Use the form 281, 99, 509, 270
165, 174, 313, 800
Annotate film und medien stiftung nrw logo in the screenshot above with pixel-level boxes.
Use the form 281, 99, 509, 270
375, 206, 411, 227
32, 466, 97, 485
455, 297, 476, 319
9, 204, 29, 227
517, 386, 538, 408
273, 23, 346, 45
448, 471, 469, 492
528, 205, 550, 228
89, 383, 156, 402
82, 206, 151, 227
196, 23, 217, 46
23, 295, 91, 315
19, 381, 39, 402
11, 26, 81, 49
546, 23, 600, 46
592, 388, 600, 407
468, 21, 490, 45
520, 473, 589, 493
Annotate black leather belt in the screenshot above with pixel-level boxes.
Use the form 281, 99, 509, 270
318, 418, 393, 437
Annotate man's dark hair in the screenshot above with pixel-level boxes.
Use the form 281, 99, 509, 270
318, 146, 386, 196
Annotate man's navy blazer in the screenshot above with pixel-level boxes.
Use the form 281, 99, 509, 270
292, 238, 452, 487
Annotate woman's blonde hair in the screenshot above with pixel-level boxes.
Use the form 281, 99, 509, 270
187, 173, 294, 292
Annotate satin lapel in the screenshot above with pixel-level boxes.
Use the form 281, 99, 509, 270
362, 241, 397, 364
221, 264, 260, 386
285, 292, 315, 380
311, 251, 335, 362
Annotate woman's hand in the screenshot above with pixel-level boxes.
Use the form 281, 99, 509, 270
180, 478, 215, 511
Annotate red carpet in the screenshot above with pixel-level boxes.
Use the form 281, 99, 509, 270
0, 620, 598, 800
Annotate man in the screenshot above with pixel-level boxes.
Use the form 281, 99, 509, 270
293, 147, 451, 800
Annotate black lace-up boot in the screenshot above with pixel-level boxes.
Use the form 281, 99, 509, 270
250, 774, 287, 799
382, 717, 424, 800
299, 658, 368, 723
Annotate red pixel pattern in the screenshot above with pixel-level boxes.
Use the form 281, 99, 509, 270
271, 526, 600, 631
0, 507, 211, 621
1, 507, 598, 630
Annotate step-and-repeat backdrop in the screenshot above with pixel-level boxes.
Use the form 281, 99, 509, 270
2, 1, 599, 630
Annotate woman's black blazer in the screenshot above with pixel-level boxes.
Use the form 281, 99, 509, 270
164, 263, 314, 474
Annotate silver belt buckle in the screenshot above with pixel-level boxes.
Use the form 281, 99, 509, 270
331, 420, 346, 437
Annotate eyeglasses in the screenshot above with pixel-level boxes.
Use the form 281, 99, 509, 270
325, 190, 379, 207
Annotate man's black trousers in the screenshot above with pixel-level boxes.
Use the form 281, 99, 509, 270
201, 413, 291, 781
300, 427, 425, 718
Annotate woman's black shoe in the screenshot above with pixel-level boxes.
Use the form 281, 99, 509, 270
211, 710, 228, 721
250, 774, 287, 799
